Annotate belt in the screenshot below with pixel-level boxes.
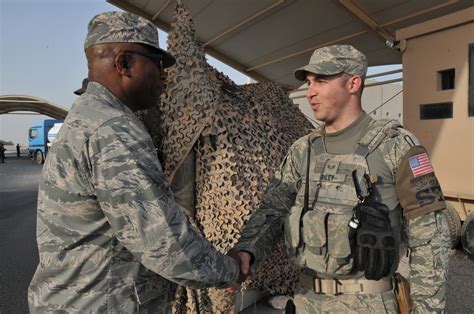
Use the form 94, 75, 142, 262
299, 272, 393, 295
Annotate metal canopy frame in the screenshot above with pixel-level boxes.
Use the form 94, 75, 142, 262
107, 0, 470, 89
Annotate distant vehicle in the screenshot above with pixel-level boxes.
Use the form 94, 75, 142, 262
47, 122, 64, 149
28, 119, 63, 164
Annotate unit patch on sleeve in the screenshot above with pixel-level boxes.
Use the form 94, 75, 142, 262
395, 146, 446, 220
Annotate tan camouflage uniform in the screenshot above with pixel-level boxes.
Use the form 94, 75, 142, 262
235, 45, 449, 313
28, 12, 239, 313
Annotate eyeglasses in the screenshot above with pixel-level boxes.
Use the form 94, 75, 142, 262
123, 50, 164, 71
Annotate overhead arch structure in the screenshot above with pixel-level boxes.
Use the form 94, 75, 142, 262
0, 95, 68, 120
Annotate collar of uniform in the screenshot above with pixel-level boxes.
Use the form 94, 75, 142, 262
324, 111, 371, 139
84, 81, 135, 117
308, 125, 324, 142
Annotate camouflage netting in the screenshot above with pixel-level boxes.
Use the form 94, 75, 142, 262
143, 1, 313, 312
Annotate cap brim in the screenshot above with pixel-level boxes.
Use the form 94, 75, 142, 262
294, 63, 345, 81
155, 48, 176, 68
294, 67, 310, 81
87, 42, 177, 69
162, 52, 176, 68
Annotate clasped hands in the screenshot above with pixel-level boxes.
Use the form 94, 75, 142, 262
226, 249, 252, 294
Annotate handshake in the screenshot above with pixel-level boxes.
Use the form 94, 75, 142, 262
226, 249, 252, 293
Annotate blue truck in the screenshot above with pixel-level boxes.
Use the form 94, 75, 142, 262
28, 119, 63, 164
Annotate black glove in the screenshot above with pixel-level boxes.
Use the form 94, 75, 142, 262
351, 202, 396, 280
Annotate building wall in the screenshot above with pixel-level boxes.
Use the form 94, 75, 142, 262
399, 16, 474, 199
362, 81, 403, 123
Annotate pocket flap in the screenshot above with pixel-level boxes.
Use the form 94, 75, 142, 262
302, 210, 327, 249
285, 204, 305, 249
327, 213, 352, 260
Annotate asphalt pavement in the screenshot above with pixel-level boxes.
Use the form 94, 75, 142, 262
0, 155, 473, 313
0, 154, 41, 313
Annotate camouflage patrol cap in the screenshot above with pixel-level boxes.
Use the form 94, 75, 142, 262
294, 45, 367, 81
85, 11, 175, 68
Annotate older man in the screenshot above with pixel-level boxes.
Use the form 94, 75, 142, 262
28, 12, 243, 312
232, 45, 450, 313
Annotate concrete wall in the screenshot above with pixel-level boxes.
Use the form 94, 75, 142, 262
397, 8, 474, 201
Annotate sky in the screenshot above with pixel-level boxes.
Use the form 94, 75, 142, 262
0, 0, 248, 146
0, 0, 400, 146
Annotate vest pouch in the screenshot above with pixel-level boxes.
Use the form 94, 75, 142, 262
284, 204, 305, 256
326, 212, 354, 275
302, 210, 328, 271
284, 176, 317, 255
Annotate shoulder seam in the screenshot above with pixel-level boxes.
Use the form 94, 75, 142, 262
79, 115, 129, 154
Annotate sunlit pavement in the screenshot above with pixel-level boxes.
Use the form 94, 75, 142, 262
0, 157, 473, 312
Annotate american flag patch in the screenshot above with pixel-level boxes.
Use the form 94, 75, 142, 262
409, 152, 434, 178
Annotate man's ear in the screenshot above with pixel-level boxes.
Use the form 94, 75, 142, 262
114, 53, 132, 76
348, 75, 362, 94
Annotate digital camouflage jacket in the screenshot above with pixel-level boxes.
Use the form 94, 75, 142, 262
28, 82, 239, 313
235, 113, 449, 313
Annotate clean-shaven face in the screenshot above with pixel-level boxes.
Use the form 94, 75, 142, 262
305, 72, 351, 123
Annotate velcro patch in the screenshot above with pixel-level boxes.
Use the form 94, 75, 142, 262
395, 146, 446, 220
408, 152, 433, 178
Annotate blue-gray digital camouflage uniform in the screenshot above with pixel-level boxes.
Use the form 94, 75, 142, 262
235, 45, 450, 313
28, 12, 239, 313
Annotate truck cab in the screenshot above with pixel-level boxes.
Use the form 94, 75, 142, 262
28, 119, 63, 164
47, 122, 64, 149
